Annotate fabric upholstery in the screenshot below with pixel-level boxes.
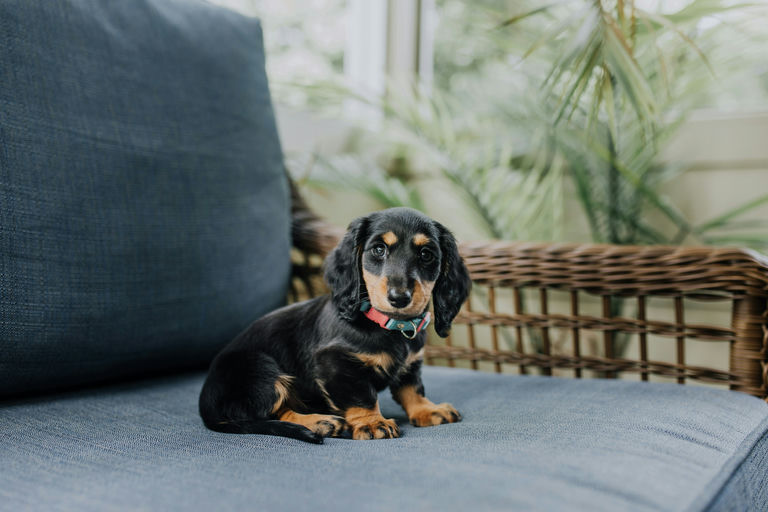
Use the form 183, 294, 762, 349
0, 0, 290, 396
1, 367, 766, 511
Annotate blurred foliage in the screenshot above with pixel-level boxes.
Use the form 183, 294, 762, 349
434, 0, 768, 111
494, 0, 768, 247
285, 0, 768, 253
208, 0, 347, 109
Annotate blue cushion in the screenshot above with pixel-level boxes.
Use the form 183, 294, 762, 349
0, 0, 290, 396
1, 367, 765, 511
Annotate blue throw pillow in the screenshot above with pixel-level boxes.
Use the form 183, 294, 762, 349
0, 0, 291, 396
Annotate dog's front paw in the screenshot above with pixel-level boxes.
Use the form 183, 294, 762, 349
345, 406, 400, 440
409, 402, 462, 427
350, 417, 400, 440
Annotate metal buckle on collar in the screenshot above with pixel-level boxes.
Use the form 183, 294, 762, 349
388, 319, 419, 339
388, 314, 430, 339
403, 322, 419, 339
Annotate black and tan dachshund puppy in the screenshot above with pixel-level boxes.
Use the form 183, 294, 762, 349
199, 207, 471, 443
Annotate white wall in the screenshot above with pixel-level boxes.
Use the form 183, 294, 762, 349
662, 111, 768, 230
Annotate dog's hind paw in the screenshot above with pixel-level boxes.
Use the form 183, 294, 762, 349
279, 411, 349, 438
314, 415, 349, 437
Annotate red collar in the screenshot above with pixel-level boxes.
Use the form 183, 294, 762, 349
360, 301, 430, 340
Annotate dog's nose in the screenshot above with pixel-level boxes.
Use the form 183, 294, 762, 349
387, 289, 412, 309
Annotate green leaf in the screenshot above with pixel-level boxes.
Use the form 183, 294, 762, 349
601, 68, 618, 143
602, 22, 657, 127
554, 39, 603, 125
694, 194, 768, 234
520, 7, 590, 59
499, 0, 578, 27
560, 149, 604, 242
304, 153, 424, 210
634, 8, 715, 76
664, 0, 760, 25
703, 219, 768, 231
701, 234, 768, 248
574, 132, 692, 232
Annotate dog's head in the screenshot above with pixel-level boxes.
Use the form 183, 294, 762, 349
324, 207, 471, 337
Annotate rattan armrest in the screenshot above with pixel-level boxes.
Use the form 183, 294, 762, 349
446, 240, 768, 400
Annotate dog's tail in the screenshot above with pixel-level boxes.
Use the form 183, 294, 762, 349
204, 418, 324, 444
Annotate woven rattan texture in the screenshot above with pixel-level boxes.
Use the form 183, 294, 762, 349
287, 186, 768, 400
459, 241, 768, 298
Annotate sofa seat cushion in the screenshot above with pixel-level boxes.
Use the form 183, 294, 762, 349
0, 0, 290, 396
1, 367, 766, 511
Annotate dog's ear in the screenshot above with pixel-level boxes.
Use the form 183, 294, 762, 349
324, 216, 369, 321
432, 222, 471, 338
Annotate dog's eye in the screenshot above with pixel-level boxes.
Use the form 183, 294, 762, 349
371, 244, 387, 258
419, 248, 435, 263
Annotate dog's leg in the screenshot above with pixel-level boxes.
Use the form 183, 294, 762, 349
391, 359, 462, 427
315, 349, 400, 440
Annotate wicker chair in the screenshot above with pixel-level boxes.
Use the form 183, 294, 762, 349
289, 181, 768, 402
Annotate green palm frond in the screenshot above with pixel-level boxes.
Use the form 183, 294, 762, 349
287, 152, 424, 211
499, 1, 578, 27
662, 0, 760, 24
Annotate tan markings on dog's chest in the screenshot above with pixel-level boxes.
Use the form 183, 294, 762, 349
395, 348, 424, 378
352, 352, 395, 376
405, 348, 424, 368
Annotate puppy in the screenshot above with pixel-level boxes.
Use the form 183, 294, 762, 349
199, 207, 471, 443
